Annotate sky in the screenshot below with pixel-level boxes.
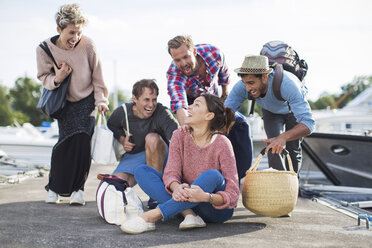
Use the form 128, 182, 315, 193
1, 0, 371, 108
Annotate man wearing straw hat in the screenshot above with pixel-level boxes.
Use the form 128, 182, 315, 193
166, 35, 253, 181
225, 55, 315, 173
107, 79, 179, 208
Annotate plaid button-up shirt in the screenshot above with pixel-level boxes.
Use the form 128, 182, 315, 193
167, 44, 230, 113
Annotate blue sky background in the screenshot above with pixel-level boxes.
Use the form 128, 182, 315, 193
1, 0, 371, 107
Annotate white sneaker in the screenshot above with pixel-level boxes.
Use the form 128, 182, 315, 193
121, 216, 155, 234
45, 190, 59, 204
179, 215, 206, 230
70, 190, 85, 206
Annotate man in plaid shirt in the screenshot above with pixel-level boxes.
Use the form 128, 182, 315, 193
166, 35, 253, 181
167, 35, 230, 125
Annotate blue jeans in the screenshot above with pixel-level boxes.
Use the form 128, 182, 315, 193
262, 108, 302, 173
134, 165, 234, 223
114, 151, 146, 175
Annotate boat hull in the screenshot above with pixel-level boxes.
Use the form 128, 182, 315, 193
303, 132, 372, 188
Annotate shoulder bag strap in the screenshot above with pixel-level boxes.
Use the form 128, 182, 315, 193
273, 64, 291, 111
39, 41, 60, 69
272, 64, 284, 101
249, 99, 255, 116
122, 103, 130, 135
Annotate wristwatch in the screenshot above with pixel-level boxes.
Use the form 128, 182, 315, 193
209, 193, 213, 204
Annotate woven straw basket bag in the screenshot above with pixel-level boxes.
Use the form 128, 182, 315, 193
242, 148, 299, 217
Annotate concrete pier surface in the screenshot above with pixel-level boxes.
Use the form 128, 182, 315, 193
0, 163, 371, 248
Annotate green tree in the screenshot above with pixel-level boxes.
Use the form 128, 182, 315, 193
0, 85, 13, 126
238, 99, 262, 117
336, 76, 372, 109
9, 76, 49, 126
308, 93, 337, 110
307, 75, 372, 110
105, 89, 131, 117
238, 99, 249, 116
12, 111, 30, 124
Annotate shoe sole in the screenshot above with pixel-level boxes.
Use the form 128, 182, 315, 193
69, 201, 85, 206
120, 226, 155, 234
45, 200, 59, 204
276, 214, 291, 218
179, 223, 206, 230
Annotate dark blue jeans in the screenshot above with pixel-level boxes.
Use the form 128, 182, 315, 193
134, 165, 234, 223
261, 108, 302, 173
227, 112, 253, 180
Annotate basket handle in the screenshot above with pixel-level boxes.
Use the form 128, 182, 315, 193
247, 147, 294, 173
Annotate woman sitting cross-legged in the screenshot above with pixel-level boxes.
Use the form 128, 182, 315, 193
121, 94, 239, 234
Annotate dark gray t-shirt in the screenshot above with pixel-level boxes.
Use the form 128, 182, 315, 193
107, 102, 179, 154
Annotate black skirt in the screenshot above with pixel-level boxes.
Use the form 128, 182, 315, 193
45, 92, 95, 196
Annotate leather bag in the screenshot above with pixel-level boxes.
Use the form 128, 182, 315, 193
36, 41, 71, 119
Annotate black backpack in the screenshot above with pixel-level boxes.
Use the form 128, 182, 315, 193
248, 41, 308, 115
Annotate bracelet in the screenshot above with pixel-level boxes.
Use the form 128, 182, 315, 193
209, 193, 213, 204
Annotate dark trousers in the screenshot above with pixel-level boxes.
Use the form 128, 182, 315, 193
261, 108, 302, 173
227, 113, 253, 181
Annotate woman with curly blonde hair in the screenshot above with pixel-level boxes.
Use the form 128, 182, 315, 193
36, 4, 109, 205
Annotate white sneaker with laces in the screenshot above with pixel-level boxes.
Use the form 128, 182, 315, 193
121, 216, 155, 234
70, 190, 85, 206
45, 190, 59, 204
179, 215, 206, 230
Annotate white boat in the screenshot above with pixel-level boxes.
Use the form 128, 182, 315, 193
0, 122, 58, 166
312, 87, 372, 135
248, 86, 372, 139
246, 86, 372, 189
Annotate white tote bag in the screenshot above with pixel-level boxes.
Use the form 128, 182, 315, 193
113, 103, 130, 160
96, 180, 144, 225
91, 113, 117, 164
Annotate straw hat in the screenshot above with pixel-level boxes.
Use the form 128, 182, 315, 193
234, 55, 273, 74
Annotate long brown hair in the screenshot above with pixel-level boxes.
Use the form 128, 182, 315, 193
202, 94, 235, 135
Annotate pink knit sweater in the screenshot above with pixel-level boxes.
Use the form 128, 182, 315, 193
36, 36, 108, 107
163, 129, 239, 209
